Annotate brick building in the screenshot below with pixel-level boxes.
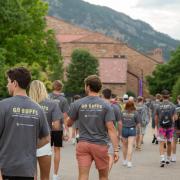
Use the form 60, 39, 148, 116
47, 16, 163, 97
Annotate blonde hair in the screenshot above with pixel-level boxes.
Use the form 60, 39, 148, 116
29, 80, 48, 103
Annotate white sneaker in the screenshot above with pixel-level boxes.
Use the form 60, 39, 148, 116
127, 161, 132, 168
122, 160, 127, 166
171, 156, 176, 162
71, 138, 76, 145
53, 174, 59, 180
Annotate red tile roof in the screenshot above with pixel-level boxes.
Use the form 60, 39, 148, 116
99, 58, 127, 83
56, 34, 88, 43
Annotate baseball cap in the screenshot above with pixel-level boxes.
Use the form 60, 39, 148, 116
123, 94, 128, 100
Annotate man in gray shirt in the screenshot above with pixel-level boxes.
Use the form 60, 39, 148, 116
155, 90, 176, 167
102, 88, 121, 172
49, 80, 69, 179
66, 75, 119, 180
0, 67, 50, 179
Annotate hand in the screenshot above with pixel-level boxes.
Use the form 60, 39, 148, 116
114, 151, 119, 163
63, 135, 69, 141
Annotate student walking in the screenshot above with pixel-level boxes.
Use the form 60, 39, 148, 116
120, 101, 140, 168
155, 90, 176, 167
29, 80, 63, 180
102, 88, 122, 172
0, 67, 50, 179
49, 80, 69, 179
66, 75, 119, 180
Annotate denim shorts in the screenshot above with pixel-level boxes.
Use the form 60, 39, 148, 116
122, 127, 136, 138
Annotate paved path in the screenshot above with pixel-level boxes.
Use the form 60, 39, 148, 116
50, 125, 180, 180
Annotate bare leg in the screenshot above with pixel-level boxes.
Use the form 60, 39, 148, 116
127, 137, 135, 161
54, 147, 60, 175
98, 168, 109, 180
122, 138, 128, 160
159, 141, 165, 155
167, 141, 172, 157
172, 139, 177, 154
38, 155, 51, 180
78, 166, 91, 180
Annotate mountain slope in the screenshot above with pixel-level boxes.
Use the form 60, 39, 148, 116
45, 0, 180, 61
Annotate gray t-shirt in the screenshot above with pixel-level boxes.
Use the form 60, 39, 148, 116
120, 110, 140, 128
150, 100, 161, 119
156, 100, 176, 128
111, 103, 121, 123
49, 93, 69, 131
68, 96, 115, 145
39, 98, 63, 130
0, 96, 49, 177
49, 93, 69, 113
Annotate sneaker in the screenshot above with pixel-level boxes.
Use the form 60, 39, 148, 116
53, 174, 59, 180
71, 138, 76, 145
155, 139, 158, 144
122, 160, 127, 166
166, 159, 170, 165
127, 161, 132, 168
171, 156, 176, 162
152, 136, 156, 144
160, 160, 165, 167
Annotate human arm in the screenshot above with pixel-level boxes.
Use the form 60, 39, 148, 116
37, 110, 50, 148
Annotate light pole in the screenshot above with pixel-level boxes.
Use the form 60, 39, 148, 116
139, 69, 143, 96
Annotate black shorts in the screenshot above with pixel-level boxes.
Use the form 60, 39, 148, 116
3, 176, 34, 180
51, 130, 63, 147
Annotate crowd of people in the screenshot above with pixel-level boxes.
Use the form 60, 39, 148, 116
0, 67, 180, 180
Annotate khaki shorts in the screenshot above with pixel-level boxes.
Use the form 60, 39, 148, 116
76, 141, 109, 170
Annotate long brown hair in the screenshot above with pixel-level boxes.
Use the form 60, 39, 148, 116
125, 101, 136, 112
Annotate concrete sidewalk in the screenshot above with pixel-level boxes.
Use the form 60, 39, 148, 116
53, 125, 180, 180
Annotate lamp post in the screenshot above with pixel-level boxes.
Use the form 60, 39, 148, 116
139, 69, 143, 96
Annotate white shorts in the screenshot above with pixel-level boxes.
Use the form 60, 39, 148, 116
36, 143, 52, 157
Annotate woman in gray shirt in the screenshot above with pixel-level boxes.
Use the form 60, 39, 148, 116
29, 80, 62, 180
120, 101, 140, 168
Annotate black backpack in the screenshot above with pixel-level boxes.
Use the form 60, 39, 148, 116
175, 107, 180, 129
159, 104, 173, 128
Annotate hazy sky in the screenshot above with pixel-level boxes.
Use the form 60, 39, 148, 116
83, 0, 180, 40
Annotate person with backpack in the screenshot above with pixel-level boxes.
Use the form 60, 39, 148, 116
155, 90, 176, 167
48, 80, 69, 180
171, 95, 180, 162
150, 94, 162, 144
136, 96, 150, 150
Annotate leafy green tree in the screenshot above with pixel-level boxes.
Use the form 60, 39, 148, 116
172, 77, 180, 103
64, 49, 99, 94
0, 0, 63, 97
0, 48, 9, 97
146, 46, 180, 95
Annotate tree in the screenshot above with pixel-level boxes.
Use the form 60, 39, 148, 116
146, 46, 180, 95
0, 0, 63, 97
64, 49, 99, 94
172, 77, 180, 103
